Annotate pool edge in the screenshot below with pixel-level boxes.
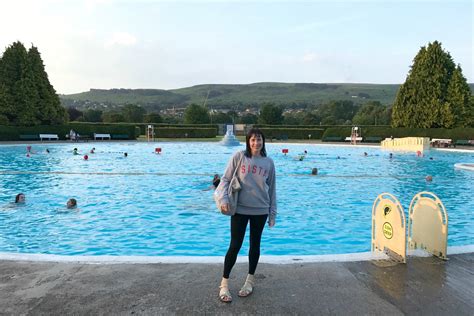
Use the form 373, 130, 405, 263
1, 245, 472, 264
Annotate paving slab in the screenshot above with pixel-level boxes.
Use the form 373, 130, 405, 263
0, 253, 472, 315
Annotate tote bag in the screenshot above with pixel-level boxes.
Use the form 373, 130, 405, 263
214, 153, 244, 216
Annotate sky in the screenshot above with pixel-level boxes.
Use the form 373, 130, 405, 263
0, 0, 472, 94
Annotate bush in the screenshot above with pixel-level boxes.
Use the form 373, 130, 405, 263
0, 123, 138, 141
322, 127, 474, 141
155, 127, 217, 138
259, 128, 324, 140
136, 123, 218, 135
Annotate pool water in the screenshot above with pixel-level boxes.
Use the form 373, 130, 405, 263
0, 142, 472, 256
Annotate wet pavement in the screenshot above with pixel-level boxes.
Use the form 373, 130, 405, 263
0, 253, 472, 315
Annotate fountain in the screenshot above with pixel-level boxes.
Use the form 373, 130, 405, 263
220, 125, 240, 146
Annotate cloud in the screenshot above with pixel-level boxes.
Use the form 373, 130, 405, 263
84, 0, 114, 11
302, 52, 317, 63
104, 32, 138, 47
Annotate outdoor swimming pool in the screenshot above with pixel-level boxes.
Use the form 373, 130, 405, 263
0, 142, 472, 256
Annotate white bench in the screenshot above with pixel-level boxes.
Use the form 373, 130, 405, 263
39, 134, 59, 141
94, 133, 111, 140
345, 137, 363, 141
431, 138, 452, 148
431, 138, 452, 144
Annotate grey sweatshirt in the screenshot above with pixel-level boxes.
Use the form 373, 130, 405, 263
220, 150, 277, 220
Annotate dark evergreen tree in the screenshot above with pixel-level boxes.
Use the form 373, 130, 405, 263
0, 83, 11, 124
27, 45, 68, 124
392, 41, 472, 128
446, 65, 473, 127
0, 41, 38, 125
0, 42, 67, 125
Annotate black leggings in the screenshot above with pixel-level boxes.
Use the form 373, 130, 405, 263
223, 213, 268, 279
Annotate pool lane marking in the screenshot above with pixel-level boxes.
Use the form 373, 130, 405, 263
0, 170, 423, 178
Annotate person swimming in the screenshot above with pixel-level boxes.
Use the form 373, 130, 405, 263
311, 168, 318, 175
67, 198, 77, 209
203, 174, 221, 191
73, 148, 79, 155
212, 174, 221, 188
15, 193, 25, 204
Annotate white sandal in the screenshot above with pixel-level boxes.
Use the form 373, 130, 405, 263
219, 285, 232, 303
238, 274, 255, 297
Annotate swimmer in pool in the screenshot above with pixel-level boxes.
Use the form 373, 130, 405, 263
15, 193, 26, 204
67, 198, 77, 209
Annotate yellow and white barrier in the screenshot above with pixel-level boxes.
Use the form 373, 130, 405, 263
408, 192, 448, 260
372, 193, 406, 263
381, 137, 430, 152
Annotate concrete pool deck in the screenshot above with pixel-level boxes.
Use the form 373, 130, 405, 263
1, 252, 472, 315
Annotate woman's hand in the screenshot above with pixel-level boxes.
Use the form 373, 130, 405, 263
268, 218, 275, 227
221, 204, 229, 213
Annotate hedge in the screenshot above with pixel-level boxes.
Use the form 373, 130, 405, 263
136, 123, 219, 135
322, 127, 474, 141
154, 127, 217, 138
0, 124, 138, 141
259, 128, 324, 140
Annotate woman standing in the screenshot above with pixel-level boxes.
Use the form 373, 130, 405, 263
217, 128, 277, 303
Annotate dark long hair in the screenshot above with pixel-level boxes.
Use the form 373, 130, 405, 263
15, 193, 24, 203
245, 127, 267, 158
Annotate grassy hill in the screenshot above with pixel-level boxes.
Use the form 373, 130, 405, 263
60, 82, 474, 111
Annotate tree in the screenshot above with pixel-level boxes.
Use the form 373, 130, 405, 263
27, 45, 68, 124
144, 112, 163, 123
0, 83, 11, 124
0, 42, 39, 125
283, 111, 317, 125
121, 104, 146, 123
352, 101, 391, 125
314, 100, 358, 125
162, 114, 183, 124
283, 112, 303, 125
184, 104, 210, 124
210, 111, 232, 124
226, 110, 239, 123
0, 41, 67, 125
83, 109, 103, 122
446, 65, 473, 127
301, 112, 321, 125
67, 107, 83, 121
102, 111, 125, 123
258, 103, 283, 125
239, 113, 258, 124
392, 41, 472, 128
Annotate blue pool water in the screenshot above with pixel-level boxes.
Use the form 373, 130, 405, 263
0, 142, 472, 256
